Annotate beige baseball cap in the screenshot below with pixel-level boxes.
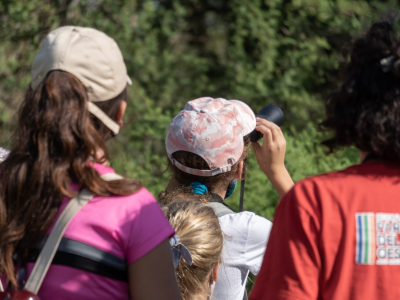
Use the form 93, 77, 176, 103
31, 26, 132, 135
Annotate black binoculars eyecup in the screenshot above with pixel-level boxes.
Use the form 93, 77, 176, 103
249, 105, 284, 142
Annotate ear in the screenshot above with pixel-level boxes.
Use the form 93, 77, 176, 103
115, 100, 127, 127
235, 161, 244, 180
212, 263, 219, 282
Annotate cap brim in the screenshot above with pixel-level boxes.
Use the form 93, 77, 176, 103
87, 102, 120, 135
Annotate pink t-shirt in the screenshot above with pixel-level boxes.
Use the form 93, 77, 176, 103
19, 164, 174, 300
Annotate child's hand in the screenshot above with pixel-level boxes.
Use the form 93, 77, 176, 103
251, 118, 294, 198
252, 118, 287, 176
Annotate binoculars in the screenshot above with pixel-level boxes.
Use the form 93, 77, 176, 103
250, 105, 284, 142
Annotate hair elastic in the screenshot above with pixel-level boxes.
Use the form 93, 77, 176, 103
190, 182, 208, 195
169, 234, 193, 268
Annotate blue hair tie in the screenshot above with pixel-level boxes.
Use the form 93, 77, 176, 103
190, 182, 208, 195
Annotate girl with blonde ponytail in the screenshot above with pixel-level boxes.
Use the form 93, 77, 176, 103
162, 201, 223, 300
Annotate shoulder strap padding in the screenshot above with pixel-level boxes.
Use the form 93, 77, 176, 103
208, 202, 235, 218
24, 172, 124, 293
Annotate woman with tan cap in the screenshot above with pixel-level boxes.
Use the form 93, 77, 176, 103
0, 26, 181, 299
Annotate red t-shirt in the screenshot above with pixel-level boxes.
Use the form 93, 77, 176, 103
250, 162, 400, 300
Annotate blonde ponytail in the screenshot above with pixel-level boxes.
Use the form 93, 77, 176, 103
162, 200, 223, 300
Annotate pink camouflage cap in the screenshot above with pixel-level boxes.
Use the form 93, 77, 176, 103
166, 97, 256, 177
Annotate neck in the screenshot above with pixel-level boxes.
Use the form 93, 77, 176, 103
211, 186, 228, 200
359, 151, 369, 163
166, 178, 228, 200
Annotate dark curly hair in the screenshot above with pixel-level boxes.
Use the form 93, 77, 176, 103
321, 21, 400, 161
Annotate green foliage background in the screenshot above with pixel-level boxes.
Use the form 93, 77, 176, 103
1, 0, 398, 291
1, 0, 397, 216
0, 0, 397, 265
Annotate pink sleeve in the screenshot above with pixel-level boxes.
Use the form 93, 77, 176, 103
125, 189, 175, 265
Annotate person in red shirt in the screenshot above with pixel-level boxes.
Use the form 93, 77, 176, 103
250, 21, 400, 300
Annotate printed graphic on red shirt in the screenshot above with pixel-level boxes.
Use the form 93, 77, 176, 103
356, 213, 400, 265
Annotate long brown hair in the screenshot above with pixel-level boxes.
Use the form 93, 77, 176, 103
0, 71, 142, 289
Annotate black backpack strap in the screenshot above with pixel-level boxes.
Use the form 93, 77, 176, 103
28, 237, 128, 282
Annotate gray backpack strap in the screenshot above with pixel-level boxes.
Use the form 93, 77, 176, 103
24, 172, 123, 294
207, 202, 235, 218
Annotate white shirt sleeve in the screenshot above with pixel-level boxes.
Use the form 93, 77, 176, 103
218, 211, 272, 275
243, 213, 273, 275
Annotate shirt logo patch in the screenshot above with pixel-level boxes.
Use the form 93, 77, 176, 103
355, 213, 400, 265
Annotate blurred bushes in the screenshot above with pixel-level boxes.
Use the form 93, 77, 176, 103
0, 0, 397, 220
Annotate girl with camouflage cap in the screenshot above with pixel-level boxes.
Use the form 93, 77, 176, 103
160, 97, 294, 300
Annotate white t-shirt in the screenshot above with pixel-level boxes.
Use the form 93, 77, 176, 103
211, 211, 272, 300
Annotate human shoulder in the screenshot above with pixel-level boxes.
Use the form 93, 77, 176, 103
111, 187, 156, 207
218, 211, 272, 275
295, 163, 367, 189
91, 165, 173, 264
280, 165, 364, 218
218, 211, 272, 241
218, 211, 272, 226
295, 168, 349, 187
92, 163, 158, 212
